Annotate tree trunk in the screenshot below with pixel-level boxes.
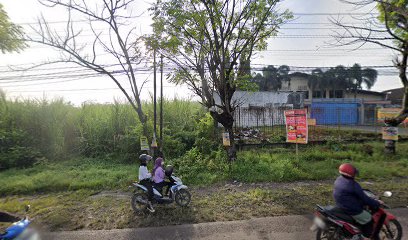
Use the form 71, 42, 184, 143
209, 110, 236, 162
226, 126, 237, 162
384, 140, 396, 154
383, 52, 408, 154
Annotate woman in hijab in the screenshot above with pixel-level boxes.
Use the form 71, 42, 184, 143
152, 157, 171, 196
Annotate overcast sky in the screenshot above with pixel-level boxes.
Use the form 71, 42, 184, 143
0, 0, 402, 105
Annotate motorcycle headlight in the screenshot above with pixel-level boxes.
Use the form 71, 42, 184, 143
313, 217, 326, 229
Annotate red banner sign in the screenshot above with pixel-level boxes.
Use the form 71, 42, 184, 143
284, 109, 308, 144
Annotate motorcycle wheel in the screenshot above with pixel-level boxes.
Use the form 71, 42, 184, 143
381, 219, 403, 240
131, 193, 148, 213
175, 189, 191, 207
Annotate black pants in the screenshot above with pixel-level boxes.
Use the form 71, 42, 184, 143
360, 220, 374, 238
139, 179, 154, 201
0, 212, 19, 223
154, 181, 172, 195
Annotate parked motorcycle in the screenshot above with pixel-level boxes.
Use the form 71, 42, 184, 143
130, 174, 191, 213
311, 190, 403, 240
0, 206, 41, 240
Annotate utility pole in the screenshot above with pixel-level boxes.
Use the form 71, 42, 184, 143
160, 54, 164, 154
152, 49, 158, 157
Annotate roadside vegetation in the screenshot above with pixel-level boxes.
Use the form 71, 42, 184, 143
1, 93, 408, 231
1, 93, 408, 195
1, 141, 408, 195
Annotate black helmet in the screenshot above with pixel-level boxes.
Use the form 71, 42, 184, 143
139, 154, 152, 165
165, 165, 174, 177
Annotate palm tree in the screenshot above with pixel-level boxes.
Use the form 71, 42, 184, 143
254, 65, 290, 91
308, 69, 320, 89
308, 68, 325, 97
348, 63, 378, 98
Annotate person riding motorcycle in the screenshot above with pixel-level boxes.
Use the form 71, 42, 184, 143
0, 211, 20, 236
333, 163, 382, 239
0, 212, 19, 223
138, 154, 155, 213
152, 158, 172, 197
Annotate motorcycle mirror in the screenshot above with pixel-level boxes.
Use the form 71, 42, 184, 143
383, 191, 392, 198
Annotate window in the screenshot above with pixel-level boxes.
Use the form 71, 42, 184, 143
313, 91, 321, 98
329, 90, 344, 98
313, 90, 326, 98
299, 91, 309, 99
335, 90, 343, 98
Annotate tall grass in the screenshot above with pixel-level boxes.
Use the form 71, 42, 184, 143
0, 91, 205, 166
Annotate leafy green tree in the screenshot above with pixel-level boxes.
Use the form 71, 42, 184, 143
150, 0, 292, 161
0, 3, 25, 53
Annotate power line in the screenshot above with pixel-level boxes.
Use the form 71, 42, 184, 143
292, 12, 374, 16
4, 86, 178, 93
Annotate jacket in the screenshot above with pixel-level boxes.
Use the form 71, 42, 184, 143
333, 175, 380, 215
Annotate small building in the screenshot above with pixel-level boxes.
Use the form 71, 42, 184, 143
213, 91, 295, 127
280, 73, 387, 104
383, 87, 404, 106
276, 73, 390, 125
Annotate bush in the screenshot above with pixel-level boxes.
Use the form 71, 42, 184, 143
0, 129, 44, 169
193, 113, 219, 154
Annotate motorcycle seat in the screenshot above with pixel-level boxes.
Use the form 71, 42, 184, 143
323, 206, 356, 223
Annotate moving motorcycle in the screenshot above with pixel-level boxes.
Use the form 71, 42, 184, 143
311, 190, 403, 240
0, 206, 41, 240
130, 173, 191, 213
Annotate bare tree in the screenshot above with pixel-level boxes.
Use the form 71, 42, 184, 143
149, 0, 291, 161
27, 0, 150, 137
332, 0, 408, 153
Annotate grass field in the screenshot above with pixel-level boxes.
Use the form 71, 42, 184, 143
1, 141, 408, 196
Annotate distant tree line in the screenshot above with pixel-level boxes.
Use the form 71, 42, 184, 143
252, 64, 378, 95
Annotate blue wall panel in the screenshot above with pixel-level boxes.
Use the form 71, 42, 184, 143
311, 103, 359, 125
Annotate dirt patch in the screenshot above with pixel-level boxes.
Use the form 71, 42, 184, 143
1, 178, 407, 232
90, 191, 132, 199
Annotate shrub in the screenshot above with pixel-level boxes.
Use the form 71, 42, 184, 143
0, 129, 44, 169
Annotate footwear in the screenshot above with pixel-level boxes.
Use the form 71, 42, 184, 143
147, 202, 155, 213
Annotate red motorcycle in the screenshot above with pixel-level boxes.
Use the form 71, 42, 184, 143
311, 190, 403, 240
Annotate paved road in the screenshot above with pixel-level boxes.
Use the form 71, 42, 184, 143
44, 208, 408, 240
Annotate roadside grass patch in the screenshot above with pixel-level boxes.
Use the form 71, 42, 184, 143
1, 179, 406, 231
0, 158, 136, 195
1, 142, 408, 195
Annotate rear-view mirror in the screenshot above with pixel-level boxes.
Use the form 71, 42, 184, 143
383, 191, 392, 198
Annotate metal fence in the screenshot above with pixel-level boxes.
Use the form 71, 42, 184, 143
231, 104, 386, 144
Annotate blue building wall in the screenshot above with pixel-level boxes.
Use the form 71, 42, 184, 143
311, 102, 359, 125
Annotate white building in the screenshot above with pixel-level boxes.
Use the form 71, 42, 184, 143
214, 91, 293, 127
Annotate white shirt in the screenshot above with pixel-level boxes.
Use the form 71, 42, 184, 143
139, 166, 151, 181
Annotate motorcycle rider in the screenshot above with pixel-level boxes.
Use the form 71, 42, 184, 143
0, 212, 19, 223
0, 211, 20, 235
138, 154, 155, 213
334, 163, 382, 239
152, 157, 171, 197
